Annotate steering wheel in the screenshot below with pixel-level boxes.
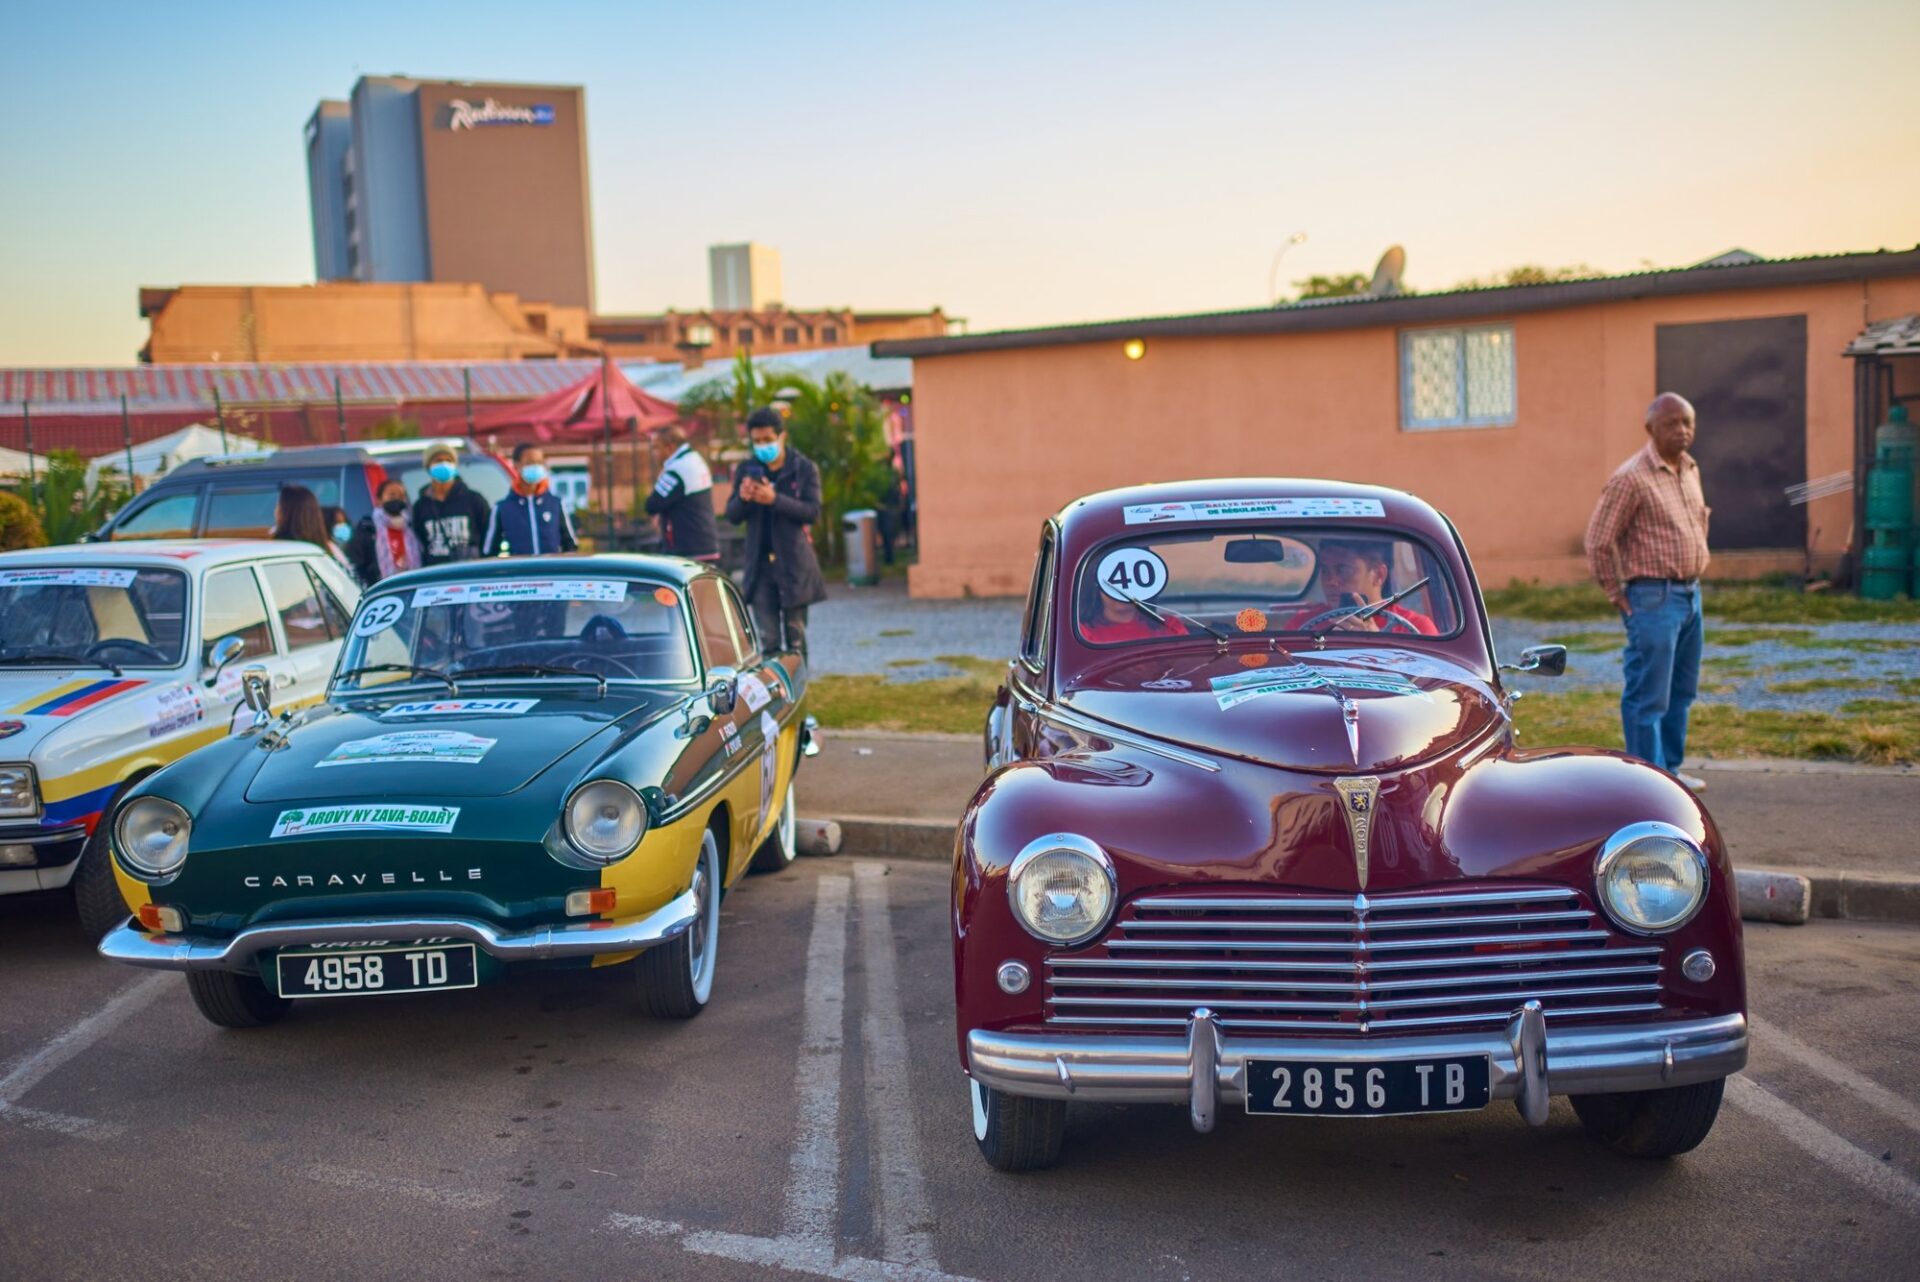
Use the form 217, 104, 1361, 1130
563, 652, 639, 680
579, 615, 628, 645
1296, 605, 1421, 635
87, 639, 170, 664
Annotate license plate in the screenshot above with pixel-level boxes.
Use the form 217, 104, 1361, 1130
275, 944, 478, 999
1246, 1056, 1491, 1117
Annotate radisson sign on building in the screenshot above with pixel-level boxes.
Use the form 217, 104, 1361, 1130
447, 98, 555, 130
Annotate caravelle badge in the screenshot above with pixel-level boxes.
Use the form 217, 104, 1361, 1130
1332, 776, 1382, 890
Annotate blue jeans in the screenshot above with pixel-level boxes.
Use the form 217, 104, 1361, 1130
1619, 580, 1702, 771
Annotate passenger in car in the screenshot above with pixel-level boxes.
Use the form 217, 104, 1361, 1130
1078, 577, 1189, 644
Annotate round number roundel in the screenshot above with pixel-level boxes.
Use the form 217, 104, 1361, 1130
352, 596, 406, 638
1096, 547, 1169, 602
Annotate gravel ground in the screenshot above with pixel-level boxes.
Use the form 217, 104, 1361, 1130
804, 580, 1919, 710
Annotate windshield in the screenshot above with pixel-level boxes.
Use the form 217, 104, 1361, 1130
1073, 528, 1461, 647
0, 567, 189, 666
336, 576, 697, 689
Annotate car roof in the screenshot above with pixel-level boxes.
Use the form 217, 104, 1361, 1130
160, 440, 495, 477
364, 553, 720, 595
0, 539, 323, 570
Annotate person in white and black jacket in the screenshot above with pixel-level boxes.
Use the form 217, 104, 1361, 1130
643, 422, 719, 561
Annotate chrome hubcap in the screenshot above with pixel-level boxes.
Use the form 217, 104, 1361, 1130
689, 846, 713, 985
778, 788, 796, 861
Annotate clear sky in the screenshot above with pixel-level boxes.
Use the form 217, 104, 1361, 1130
2, 0, 1916, 365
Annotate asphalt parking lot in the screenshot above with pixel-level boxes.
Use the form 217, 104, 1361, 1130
4, 858, 1918, 1282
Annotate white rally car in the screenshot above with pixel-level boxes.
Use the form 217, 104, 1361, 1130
0, 541, 361, 936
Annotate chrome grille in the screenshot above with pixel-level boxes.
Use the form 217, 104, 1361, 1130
1046, 886, 1665, 1033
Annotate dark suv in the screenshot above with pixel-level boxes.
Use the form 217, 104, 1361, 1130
91, 440, 514, 541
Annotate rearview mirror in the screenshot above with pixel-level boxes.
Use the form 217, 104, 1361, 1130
1224, 538, 1297, 564
205, 635, 246, 687
1500, 644, 1568, 677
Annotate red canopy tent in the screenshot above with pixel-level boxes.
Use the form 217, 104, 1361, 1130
447, 358, 679, 442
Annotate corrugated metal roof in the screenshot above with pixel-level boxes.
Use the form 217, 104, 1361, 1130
873, 247, 1920, 360
1845, 314, 1920, 358
0, 360, 604, 412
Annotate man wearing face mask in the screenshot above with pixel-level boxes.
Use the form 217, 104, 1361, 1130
725, 407, 826, 659
347, 478, 424, 586
412, 443, 493, 565
485, 443, 578, 557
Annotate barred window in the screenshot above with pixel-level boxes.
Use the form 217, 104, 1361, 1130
1400, 325, 1516, 430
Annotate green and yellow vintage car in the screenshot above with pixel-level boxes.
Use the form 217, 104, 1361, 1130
98, 555, 814, 1027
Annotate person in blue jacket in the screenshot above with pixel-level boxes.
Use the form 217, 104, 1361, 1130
484, 443, 578, 557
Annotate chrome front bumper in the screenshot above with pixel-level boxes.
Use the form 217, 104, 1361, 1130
967, 1004, 1748, 1133
98, 891, 698, 974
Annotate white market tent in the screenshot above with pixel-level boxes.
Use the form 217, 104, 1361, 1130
0, 444, 34, 477
86, 423, 272, 485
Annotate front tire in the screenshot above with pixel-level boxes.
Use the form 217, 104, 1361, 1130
1571, 1078, 1725, 1157
637, 829, 721, 1018
970, 1077, 1067, 1172
749, 784, 798, 874
72, 821, 132, 942
186, 969, 292, 1029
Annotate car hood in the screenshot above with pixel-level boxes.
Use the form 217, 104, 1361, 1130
1059, 646, 1504, 775
241, 690, 675, 803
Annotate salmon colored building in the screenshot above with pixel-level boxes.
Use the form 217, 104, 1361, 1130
876, 249, 1920, 598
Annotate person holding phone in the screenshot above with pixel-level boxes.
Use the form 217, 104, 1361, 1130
725, 408, 826, 659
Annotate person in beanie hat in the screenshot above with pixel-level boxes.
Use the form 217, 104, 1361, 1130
725, 407, 827, 659
411, 442, 493, 565
644, 421, 720, 561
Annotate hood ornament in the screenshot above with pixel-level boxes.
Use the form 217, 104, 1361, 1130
1333, 777, 1382, 890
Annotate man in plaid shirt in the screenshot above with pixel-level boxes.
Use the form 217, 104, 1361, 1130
1584, 393, 1711, 789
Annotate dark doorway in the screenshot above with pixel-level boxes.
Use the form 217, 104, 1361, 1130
1654, 315, 1808, 550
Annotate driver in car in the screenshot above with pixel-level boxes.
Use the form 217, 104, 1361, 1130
1285, 538, 1438, 634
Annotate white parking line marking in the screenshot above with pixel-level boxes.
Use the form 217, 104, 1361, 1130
303, 1163, 500, 1211
785, 873, 851, 1260
1727, 1076, 1920, 1216
855, 864, 938, 1270
1750, 1015, 1920, 1135
0, 971, 168, 1138
603, 1213, 983, 1282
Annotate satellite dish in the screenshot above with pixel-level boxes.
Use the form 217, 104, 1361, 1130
1368, 245, 1407, 297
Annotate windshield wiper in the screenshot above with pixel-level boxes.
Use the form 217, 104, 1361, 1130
0, 650, 124, 677
1129, 597, 1229, 643
334, 664, 458, 695
1311, 576, 1432, 644
452, 663, 608, 699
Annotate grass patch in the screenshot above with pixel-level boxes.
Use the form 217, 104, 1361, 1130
1487, 578, 1920, 624
1704, 627, 1811, 647
811, 669, 998, 735
878, 628, 913, 637
885, 658, 928, 668
1551, 630, 1619, 653
1515, 690, 1920, 764
1765, 677, 1875, 693
1772, 635, 1918, 653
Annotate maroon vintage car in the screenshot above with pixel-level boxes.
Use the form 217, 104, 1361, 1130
958, 479, 1746, 1170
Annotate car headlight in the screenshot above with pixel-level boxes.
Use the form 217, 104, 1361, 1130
1007, 833, 1117, 946
563, 780, 647, 864
1595, 821, 1709, 934
0, 765, 39, 818
115, 797, 192, 878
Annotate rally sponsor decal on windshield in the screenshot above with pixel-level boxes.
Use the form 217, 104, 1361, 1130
1122, 498, 1387, 525
0, 567, 140, 588
1210, 664, 1426, 711
318, 730, 497, 767
270, 805, 461, 838
411, 579, 629, 608
380, 698, 538, 718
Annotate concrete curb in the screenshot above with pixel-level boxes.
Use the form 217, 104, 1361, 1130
809, 814, 1920, 927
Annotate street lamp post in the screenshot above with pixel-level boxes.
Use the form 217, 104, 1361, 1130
1268, 231, 1308, 304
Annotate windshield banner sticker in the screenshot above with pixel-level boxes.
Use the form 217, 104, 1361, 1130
381, 698, 538, 718
271, 804, 461, 838
318, 730, 497, 768
1210, 664, 1425, 711
411, 579, 629, 608
1123, 498, 1387, 525
0, 567, 141, 588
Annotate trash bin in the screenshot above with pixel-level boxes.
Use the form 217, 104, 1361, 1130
843, 509, 880, 587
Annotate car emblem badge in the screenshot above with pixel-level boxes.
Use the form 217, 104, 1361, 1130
1333, 777, 1381, 890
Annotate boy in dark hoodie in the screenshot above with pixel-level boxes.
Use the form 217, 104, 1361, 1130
411, 442, 494, 565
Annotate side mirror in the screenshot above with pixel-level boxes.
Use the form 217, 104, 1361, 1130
241, 664, 274, 716
706, 667, 738, 716
1500, 643, 1568, 678
205, 635, 247, 687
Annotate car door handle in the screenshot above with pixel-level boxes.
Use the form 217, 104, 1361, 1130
273, 672, 294, 688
